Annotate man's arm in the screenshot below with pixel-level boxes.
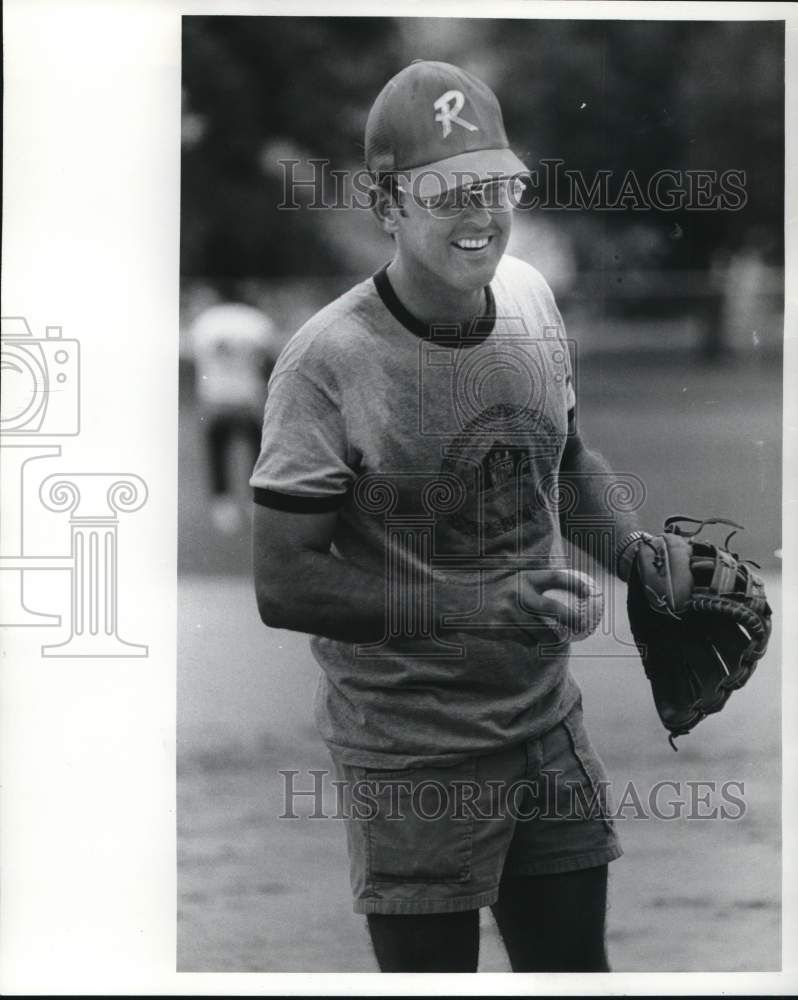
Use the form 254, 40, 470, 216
253, 504, 588, 644
558, 417, 642, 579
253, 504, 390, 643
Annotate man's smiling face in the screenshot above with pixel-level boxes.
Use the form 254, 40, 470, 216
392, 180, 513, 295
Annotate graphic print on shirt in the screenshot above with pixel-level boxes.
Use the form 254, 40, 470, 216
414, 319, 570, 550
439, 402, 567, 545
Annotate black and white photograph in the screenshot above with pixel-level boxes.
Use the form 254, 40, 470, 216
1, 1, 795, 994
177, 13, 784, 975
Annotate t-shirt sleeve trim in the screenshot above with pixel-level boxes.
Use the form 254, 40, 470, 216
253, 487, 346, 513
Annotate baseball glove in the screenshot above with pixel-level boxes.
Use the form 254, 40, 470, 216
617, 516, 772, 749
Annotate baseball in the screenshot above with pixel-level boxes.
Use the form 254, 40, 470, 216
541, 571, 604, 642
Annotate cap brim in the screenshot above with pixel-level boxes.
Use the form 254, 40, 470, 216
402, 148, 529, 200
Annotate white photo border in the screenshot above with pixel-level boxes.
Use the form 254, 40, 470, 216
1, 0, 795, 994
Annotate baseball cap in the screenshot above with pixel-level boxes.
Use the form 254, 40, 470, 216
365, 60, 528, 201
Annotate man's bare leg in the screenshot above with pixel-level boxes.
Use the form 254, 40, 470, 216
366, 910, 480, 972
490, 864, 610, 972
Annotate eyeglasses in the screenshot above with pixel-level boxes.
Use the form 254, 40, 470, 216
397, 175, 527, 218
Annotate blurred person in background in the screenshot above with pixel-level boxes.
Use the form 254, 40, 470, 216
190, 289, 280, 533
251, 60, 642, 973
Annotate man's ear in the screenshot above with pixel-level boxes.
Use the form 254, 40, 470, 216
371, 182, 405, 236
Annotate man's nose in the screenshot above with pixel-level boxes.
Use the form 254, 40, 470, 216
462, 196, 493, 223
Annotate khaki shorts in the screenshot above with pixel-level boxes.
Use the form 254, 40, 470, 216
330, 698, 622, 914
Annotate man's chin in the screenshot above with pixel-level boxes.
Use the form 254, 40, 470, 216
449, 251, 503, 289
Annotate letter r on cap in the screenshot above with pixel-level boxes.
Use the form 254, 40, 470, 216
433, 90, 478, 138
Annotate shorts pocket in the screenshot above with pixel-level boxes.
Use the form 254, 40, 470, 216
561, 710, 616, 834
359, 759, 477, 884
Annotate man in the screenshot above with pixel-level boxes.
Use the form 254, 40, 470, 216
251, 61, 641, 972
190, 291, 279, 533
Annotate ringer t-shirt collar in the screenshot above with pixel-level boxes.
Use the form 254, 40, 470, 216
372, 263, 496, 345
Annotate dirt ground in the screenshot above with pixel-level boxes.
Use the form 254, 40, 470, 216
177, 573, 781, 972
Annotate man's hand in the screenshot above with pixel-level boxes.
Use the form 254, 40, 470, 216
446, 567, 597, 645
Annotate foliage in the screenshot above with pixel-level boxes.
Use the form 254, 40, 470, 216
181, 17, 784, 285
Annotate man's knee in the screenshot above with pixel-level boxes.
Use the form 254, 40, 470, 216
491, 866, 610, 972
366, 909, 479, 972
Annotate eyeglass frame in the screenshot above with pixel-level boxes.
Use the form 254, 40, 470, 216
375, 172, 529, 218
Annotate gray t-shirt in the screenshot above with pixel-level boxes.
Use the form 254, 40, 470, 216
251, 254, 580, 768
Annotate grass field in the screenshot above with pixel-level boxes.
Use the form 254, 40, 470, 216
177, 348, 782, 972
178, 351, 782, 577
